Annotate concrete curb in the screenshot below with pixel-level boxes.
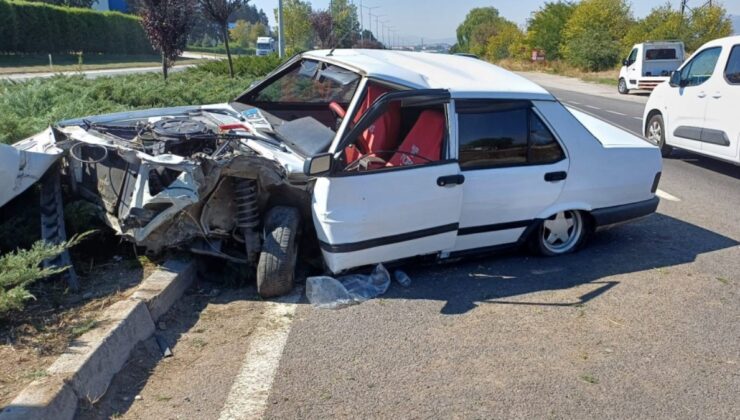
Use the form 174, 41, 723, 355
0, 258, 197, 420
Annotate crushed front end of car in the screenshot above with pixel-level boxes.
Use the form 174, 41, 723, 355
1, 104, 314, 271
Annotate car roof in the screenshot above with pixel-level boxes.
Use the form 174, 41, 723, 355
698, 35, 740, 49
302, 49, 554, 100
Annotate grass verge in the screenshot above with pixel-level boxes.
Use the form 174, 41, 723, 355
496, 58, 619, 87
0, 54, 201, 75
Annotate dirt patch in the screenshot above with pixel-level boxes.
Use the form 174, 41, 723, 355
0, 256, 158, 408
77, 278, 268, 419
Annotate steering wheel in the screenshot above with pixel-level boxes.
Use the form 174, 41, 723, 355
343, 150, 435, 172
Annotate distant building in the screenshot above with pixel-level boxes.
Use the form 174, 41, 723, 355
92, 0, 129, 13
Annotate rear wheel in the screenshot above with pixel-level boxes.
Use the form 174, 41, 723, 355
256, 206, 301, 298
618, 78, 629, 95
532, 210, 587, 256
646, 114, 672, 157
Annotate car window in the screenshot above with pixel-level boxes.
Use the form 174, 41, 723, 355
725, 45, 740, 85
627, 48, 638, 64
681, 47, 721, 87
645, 48, 678, 60
457, 101, 565, 170
253, 60, 360, 103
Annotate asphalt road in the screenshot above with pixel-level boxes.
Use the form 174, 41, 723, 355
81, 78, 739, 419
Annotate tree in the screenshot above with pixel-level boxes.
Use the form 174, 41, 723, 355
486, 22, 526, 61
200, 0, 246, 78
686, 5, 732, 51
310, 10, 334, 48
526, 1, 575, 60
354, 29, 382, 49
329, 0, 359, 47
622, 4, 686, 56
456, 7, 509, 57
230, 19, 267, 48
139, 0, 196, 80
561, 0, 633, 70
275, 0, 313, 54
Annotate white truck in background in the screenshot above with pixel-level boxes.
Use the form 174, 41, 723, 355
256, 37, 275, 56
618, 41, 685, 94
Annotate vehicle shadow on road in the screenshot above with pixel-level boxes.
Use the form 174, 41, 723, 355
383, 213, 738, 315
668, 150, 740, 179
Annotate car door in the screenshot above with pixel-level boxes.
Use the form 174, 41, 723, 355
665, 46, 723, 152
626, 47, 640, 85
312, 90, 464, 273
701, 43, 740, 161
450, 100, 568, 253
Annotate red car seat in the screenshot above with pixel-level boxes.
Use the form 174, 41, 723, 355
343, 84, 401, 162
387, 110, 446, 167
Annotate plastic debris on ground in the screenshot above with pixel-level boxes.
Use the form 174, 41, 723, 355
394, 270, 412, 287
306, 264, 391, 309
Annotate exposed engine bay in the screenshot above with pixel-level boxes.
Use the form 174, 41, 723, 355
47, 104, 320, 264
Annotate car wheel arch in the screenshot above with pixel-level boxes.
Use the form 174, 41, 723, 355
645, 109, 663, 136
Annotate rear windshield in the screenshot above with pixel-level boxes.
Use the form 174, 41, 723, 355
645, 48, 678, 60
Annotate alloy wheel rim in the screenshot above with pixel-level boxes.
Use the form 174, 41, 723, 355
647, 120, 662, 145
542, 211, 582, 253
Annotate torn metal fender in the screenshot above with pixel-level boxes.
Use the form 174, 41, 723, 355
0, 128, 63, 207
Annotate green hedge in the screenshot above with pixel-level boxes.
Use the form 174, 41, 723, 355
0, 0, 153, 54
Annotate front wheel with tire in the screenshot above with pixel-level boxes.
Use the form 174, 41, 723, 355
646, 114, 673, 157
532, 210, 587, 256
618, 78, 629, 95
256, 206, 301, 298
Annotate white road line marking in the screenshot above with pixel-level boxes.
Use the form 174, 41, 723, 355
656, 189, 681, 202
633, 117, 642, 120
585, 105, 601, 110
569, 101, 581, 105
219, 290, 302, 420
606, 110, 626, 116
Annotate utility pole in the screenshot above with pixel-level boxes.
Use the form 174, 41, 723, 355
278, 0, 285, 58
363, 5, 379, 42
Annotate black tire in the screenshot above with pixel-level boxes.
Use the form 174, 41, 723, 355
256, 206, 301, 298
646, 114, 673, 157
618, 78, 629, 95
530, 210, 588, 257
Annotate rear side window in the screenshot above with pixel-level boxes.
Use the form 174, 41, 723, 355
725, 45, 740, 85
645, 48, 678, 60
457, 101, 565, 170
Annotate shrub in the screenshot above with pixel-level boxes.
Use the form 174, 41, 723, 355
0, 56, 286, 145
187, 44, 256, 56
0, 0, 153, 54
0, 233, 89, 315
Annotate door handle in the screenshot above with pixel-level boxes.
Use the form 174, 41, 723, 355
437, 174, 465, 187
712, 92, 722, 99
544, 171, 567, 182
697, 91, 706, 98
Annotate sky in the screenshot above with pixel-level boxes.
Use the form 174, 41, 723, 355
248, 0, 740, 45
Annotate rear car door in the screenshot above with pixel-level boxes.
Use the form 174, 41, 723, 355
451, 100, 568, 253
701, 43, 740, 161
312, 90, 464, 273
665, 46, 723, 152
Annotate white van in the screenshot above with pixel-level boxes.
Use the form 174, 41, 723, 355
619, 41, 685, 94
643, 35, 740, 165
256, 37, 275, 56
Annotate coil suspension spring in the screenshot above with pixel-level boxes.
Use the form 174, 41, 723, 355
233, 178, 261, 263
234, 178, 260, 229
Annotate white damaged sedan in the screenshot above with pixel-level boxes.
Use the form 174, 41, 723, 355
0, 50, 662, 297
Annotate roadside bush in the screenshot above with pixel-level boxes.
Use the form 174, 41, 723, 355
0, 70, 254, 144
0, 0, 153, 54
187, 45, 256, 56
0, 233, 89, 315
192, 54, 285, 78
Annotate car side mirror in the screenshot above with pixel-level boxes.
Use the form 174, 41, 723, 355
669, 70, 681, 87
304, 153, 333, 177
